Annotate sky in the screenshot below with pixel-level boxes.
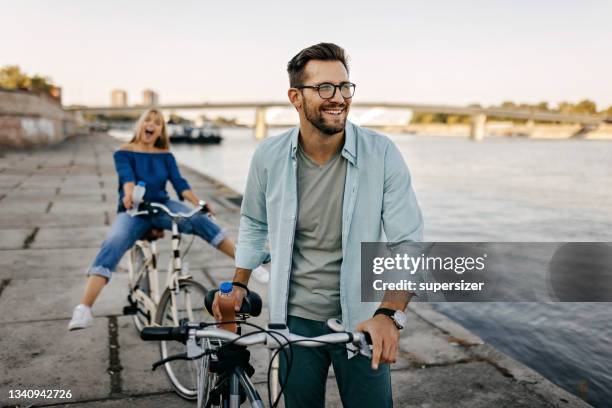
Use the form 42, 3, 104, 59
4, 0, 612, 109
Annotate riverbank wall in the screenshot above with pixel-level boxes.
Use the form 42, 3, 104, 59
0, 88, 80, 149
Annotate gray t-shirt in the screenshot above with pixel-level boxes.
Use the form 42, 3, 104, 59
287, 143, 347, 321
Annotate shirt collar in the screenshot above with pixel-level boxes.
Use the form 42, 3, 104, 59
290, 121, 357, 167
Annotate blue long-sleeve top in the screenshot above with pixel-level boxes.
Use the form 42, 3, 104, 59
113, 150, 191, 213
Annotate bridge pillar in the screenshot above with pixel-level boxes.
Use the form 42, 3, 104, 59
470, 113, 486, 141
254, 107, 268, 139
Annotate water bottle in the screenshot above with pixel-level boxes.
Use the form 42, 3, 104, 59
129, 181, 146, 214
218, 281, 237, 333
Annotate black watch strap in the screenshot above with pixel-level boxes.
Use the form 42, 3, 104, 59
231, 281, 250, 294
374, 308, 400, 329
374, 308, 396, 318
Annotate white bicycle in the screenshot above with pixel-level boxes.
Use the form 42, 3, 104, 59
123, 200, 212, 399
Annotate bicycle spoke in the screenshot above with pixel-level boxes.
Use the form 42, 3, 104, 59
184, 291, 194, 322
156, 280, 211, 400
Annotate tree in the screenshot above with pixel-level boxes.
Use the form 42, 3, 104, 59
0, 65, 31, 89
573, 99, 597, 115
0, 65, 55, 96
557, 101, 573, 114
30, 74, 54, 94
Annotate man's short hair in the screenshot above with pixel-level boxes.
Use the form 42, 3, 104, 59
287, 43, 349, 87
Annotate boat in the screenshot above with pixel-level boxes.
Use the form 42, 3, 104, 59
167, 122, 223, 144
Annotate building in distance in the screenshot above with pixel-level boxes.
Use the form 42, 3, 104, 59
143, 89, 159, 106
111, 89, 128, 107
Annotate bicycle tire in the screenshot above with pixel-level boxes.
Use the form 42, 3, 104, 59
156, 279, 216, 401
196, 348, 218, 408
128, 244, 152, 332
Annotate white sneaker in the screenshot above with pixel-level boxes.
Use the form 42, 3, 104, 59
68, 304, 93, 331
252, 265, 270, 283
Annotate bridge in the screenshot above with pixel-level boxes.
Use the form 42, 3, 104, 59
66, 102, 605, 141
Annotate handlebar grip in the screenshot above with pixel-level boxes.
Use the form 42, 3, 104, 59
204, 289, 215, 315
204, 288, 262, 317
363, 331, 373, 345
200, 201, 212, 214
141, 326, 188, 342
135, 201, 155, 214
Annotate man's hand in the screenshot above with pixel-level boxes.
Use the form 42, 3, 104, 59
211, 285, 248, 322
355, 314, 401, 370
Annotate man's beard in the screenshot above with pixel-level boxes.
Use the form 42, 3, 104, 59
303, 99, 347, 136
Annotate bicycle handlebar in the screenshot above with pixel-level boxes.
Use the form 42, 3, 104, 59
140, 326, 189, 342
141, 287, 372, 350
130, 200, 208, 219
195, 328, 371, 348
141, 325, 372, 348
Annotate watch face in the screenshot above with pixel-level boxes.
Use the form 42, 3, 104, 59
393, 311, 407, 329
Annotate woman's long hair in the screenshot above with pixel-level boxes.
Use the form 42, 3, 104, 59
129, 108, 170, 150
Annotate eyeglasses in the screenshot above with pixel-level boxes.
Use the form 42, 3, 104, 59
295, 82, 356, 99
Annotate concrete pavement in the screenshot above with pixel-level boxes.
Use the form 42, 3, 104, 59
0, 133, 590, 407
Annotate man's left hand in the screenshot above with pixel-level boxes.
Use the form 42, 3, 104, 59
355, 315, 401, 370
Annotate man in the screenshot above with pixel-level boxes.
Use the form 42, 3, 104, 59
214, 43, 423, 407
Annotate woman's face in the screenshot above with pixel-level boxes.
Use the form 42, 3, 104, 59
138, 113, 163, 146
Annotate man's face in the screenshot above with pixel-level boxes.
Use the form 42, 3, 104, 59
299, 60, 352, 136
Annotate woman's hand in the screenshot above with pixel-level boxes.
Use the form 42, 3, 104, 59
122, 194, 133, 210
181, 190, 216, 215
201, 201, 216, 217
122, 182, 135, 209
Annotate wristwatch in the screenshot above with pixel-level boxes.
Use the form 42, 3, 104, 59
374, 308, 407, 330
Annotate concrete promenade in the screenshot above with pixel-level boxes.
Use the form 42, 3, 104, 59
0, 133, 590, 407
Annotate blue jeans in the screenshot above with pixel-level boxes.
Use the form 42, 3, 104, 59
280, 316, 393, 408
87, 199, 225, 281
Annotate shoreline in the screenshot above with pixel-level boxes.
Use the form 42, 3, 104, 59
378, 122, 612, 140
109, 123, 612, 144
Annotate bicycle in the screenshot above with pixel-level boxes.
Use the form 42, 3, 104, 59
122, 200, 212, 399
141, 289, 373, 408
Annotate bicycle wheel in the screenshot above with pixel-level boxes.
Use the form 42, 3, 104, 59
128, 245, 151, 332
156, 279, 215, 400
196, 349, 218, 408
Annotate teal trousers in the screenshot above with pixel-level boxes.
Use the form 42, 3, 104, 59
279, 315, 393, 408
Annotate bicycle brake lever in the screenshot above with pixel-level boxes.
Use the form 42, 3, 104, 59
326, 318, 345, 333
186, 329, 206, 358
358, 333, 373, 358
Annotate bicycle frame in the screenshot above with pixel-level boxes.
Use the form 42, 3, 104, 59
166, 220, 196, 324
188, 330, 266, 408
127, 240, 160, 324
180, 325, 371, 408
126, 202, 203, 327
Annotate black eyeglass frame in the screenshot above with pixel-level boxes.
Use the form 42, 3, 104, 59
295, 82, 356, 99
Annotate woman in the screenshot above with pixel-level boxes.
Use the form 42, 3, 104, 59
69, 108, 235, 330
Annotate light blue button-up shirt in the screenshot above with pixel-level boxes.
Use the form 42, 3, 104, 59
235, 121, 423, 331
